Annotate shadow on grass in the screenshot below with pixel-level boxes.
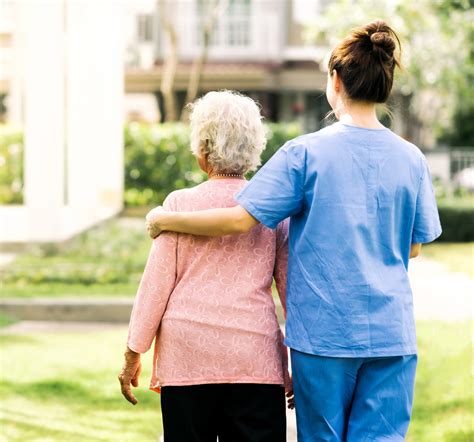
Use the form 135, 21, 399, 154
412, 396, 473, 422
0, 416, 109, 441
1, 376, 158, 408
444, 430, 474, 441
0, 334, 39, 346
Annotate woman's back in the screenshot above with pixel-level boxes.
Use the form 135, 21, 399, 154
237, 122, 441, 357
128, 178, 289, 391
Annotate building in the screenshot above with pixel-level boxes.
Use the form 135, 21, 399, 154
124, 0, 332, 131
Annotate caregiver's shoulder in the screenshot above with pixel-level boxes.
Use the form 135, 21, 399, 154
281, 123, 347, 155
286, 123, 340, 146
384, 129, 426, 162
288, 123, 425, 163
278, 124, 339, 156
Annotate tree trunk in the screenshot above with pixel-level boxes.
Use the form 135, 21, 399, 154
159, 0, 179, 122
180, 0, 228, 122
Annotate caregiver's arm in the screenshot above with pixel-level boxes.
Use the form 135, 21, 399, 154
146, 205, 259, 238
410, 243, 422, 258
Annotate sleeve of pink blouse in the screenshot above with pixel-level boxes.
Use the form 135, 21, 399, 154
274, 219, 291, 389
127, 196, 178, 354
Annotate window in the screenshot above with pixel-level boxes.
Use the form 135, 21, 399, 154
137, 14, 153, 43
195, 0, 251, 48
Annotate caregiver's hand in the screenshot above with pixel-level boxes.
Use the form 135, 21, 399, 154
118, 347, 142, 405
146, 206, 165, 239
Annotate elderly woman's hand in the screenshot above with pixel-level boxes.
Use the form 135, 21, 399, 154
118, 347, 142, 405
146, 206, 165, 239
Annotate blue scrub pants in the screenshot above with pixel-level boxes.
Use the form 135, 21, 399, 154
290, 350, 417, 442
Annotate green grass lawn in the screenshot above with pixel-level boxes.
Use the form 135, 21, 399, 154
422, 242, 474, 277
0, 321, 471, 441
408, 321, 473, 441
0, 327, 162, 441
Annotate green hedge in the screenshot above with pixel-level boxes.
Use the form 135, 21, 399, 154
437, 199, 474, 242
0, 125, 23, 204
124, 122, 302, 206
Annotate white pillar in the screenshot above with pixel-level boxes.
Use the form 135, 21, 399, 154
66, 0, 123, 211
21, 0, 65, 239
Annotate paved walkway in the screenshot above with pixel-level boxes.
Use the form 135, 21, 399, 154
0, 252, 16, 268
409, 256, 473, 321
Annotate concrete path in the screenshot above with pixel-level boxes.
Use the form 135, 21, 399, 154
409, 256, 473, 321
0, 252, 17, 268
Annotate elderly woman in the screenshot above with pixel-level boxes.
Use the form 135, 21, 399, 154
118, 91, 292, 442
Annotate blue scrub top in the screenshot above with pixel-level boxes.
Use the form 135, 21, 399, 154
236, 122, 442, 357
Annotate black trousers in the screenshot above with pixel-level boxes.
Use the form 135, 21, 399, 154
160, 383, 286, 442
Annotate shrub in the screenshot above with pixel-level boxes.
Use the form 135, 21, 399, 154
437, 198, 474, 242
124, 123, 206, 206
0, 125, 23, 204
124, 122, 302, 206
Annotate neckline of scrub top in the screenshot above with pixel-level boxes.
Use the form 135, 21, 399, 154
337, 121, 390, 132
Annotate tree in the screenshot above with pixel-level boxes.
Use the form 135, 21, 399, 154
180, 0, 229, 122
305, 0, 473, 147
159, 0, 179, 122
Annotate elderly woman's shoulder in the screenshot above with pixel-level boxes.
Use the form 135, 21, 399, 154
162, 184, 206, 210
162, 189, 187, 210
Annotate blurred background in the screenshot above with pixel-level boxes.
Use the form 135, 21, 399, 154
0, 0, 472, 441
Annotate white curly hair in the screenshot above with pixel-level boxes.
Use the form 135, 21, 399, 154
188, 90, 267, 175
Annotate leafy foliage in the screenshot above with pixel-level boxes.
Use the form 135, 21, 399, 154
306, 0, 474, 145
0, 125, 23, 204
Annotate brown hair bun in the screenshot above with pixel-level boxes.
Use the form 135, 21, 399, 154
328, 19, 401, 103
370, 31, 396, 55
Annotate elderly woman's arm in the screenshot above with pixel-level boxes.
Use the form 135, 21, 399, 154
119, 194, 179, 404
146, 205, 258, 238
126, 233, 178, 352
118, 232, 177, 404
273, 219, 294, 409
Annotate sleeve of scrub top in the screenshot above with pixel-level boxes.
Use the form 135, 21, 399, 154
235, 141, 306, 229
127, 196, 178, 353
412, 160, 442, 244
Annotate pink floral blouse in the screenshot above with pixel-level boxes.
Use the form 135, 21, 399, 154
127, 179, 289, 393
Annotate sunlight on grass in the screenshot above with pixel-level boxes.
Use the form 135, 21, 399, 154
0, 327, 162, 441
407, 321, 473, 442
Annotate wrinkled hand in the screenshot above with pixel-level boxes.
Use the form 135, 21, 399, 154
118, 348, 142, 405
145, 206, 164, 239
286, 386, 295, 410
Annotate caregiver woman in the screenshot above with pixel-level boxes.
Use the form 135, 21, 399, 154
146, 20, 442, 441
